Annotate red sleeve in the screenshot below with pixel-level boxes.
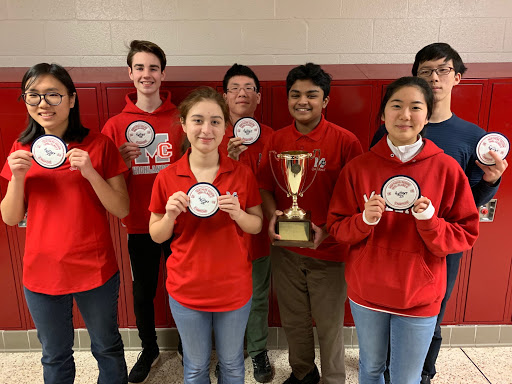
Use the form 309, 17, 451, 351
342, 135, 364, 165
327, 163, 374, 245
257, 136, 276, 192
101, 119, 116, 142
0, 142, 19, 181
414, 166, 480, 257
102, 136, 128, 179
243, 166, 262, 209
149, 172, 169, 214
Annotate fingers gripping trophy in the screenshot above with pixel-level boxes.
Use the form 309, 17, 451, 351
269, 149, 320, 248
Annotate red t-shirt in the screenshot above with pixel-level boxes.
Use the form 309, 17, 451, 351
149, 149, 262, 311
1, 132, 127, 295
102, 91, 183, 234
258, 115, 363, 262
220, 121, 274, 261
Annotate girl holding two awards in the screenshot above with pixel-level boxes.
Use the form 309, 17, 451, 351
0, 63, 129, 383
149, 86, 263, 384
327, 77, 480, 384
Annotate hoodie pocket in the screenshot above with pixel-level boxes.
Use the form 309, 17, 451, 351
348, 244, 437, 310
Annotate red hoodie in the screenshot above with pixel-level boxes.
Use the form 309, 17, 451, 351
102, 91, 184, 234
327, 137, 479, 317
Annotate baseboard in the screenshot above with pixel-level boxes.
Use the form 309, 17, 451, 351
2, 325, 512, 352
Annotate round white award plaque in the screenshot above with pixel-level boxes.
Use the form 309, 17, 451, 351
125, 120, 155, 148
187, 182, 221, 218
233, 117, 261, 145
381, 175, 421, 210
31, 135, 67, 169
476, 132, 509, 166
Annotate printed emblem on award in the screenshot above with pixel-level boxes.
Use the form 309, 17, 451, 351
476, 132, 509, 166
269, 149, 321, 248
31, 135, 67, 169
125, 120, 155, 148
233, 117, 261, 145
381, 175, 421, 210
187, 182, 220, 218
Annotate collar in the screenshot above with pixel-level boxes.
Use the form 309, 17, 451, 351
175, 148, 235, 178
290, 114, 328, 142
386, 135, 424, 163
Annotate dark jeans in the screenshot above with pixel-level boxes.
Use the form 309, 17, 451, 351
128, 233, 172, 350
24, 271, 127, 384
422, 252, 463, 379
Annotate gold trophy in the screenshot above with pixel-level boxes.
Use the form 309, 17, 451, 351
269, 149, 320, 248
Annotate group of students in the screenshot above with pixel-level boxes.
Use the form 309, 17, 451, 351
0, 40, 508, 384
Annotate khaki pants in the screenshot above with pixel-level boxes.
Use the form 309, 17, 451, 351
271, 245, 347, 384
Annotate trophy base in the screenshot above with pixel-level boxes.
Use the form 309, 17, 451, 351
274, 211, 314, 249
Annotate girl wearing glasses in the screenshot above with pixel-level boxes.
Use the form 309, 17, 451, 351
0, 63, 129, 384
327, 77, 479, 384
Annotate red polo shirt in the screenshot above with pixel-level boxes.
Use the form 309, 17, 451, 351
258, 115, 363, 262
220, 121, 274, 261
149, 149, 262, 311
1, 132, 127, 295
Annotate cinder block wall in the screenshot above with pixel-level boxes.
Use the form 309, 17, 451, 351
1, 0, 511, 67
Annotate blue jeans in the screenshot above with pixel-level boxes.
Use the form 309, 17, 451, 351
169, 294, 252, 384
422, 252, 462, 378
350, 301, 436, 384
24, 271, 128, 384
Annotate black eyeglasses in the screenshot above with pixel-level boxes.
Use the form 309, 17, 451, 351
22, 92, 70, 106
417, 67, 454, 78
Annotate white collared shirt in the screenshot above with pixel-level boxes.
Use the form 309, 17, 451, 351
387, 135, 423, 163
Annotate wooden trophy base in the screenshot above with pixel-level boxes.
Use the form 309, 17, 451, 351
273, 210, 314, 248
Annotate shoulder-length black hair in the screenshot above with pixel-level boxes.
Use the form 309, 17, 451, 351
18, 63, 89, 145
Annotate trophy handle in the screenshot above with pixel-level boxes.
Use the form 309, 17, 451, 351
300, 149, 321, 196
269, 150, 290, 196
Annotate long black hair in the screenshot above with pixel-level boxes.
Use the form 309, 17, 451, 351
18, 63, 89, 145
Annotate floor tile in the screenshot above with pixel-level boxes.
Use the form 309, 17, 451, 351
0, 347, 508, 383
462, 347, 512, 384
430, 348, 489, 384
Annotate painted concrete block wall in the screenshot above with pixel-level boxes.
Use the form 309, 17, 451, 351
0, 0, 511, 67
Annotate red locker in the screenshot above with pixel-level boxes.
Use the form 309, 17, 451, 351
463, 81, 512, 323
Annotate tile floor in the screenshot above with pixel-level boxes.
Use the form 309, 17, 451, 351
0, 347, 511, 383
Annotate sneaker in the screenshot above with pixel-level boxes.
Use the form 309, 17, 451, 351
128, 347, 160, 384
420, 374, 431, 384
252, 350, 274, 383
283, 365, 320, 384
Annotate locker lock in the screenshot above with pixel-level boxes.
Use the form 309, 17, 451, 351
479, 199, 497, 222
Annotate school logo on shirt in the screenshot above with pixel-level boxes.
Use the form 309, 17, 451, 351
132, 133, 173, 175
312, 156, 327, 172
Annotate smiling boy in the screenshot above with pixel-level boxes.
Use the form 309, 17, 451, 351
258, 63, 363, 384
102, 40, 184, 384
